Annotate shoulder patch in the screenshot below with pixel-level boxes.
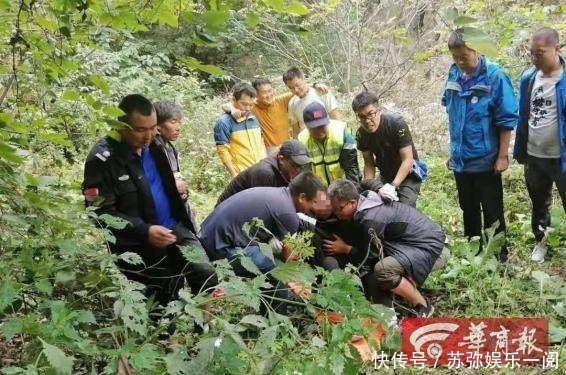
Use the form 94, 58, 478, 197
95, 153, 107, 162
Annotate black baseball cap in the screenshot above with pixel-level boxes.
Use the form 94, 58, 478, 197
303, 101, 330, 128
279, 140, 311, 165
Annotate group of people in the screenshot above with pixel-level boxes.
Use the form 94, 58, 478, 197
82, 26, 565, 321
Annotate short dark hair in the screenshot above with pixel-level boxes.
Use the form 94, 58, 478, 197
118, 94, 154, 125
447, 28, 469, 50
232, 82, 256, 100
327, 179, 360, 201
352, 91, 379, 113
153, 101, 183, 126
532, 27, 560, 46
282, 67, 304, 84
251, 76, 272, 90
289, 171, 325, 200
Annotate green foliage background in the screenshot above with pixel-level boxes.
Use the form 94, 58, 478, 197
1, 0, 565, 374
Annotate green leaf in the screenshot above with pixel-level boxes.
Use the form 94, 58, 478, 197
330, 354, 345, 375
270, 262, 316, 285
531, 270, 550, 285
286, 1, 309, 16
553, 302, 566, 318
34, 278, 53, 296
129, 343, 160, 371
40, 338, 75, 375
89, 75, 110, 94
1, 318, 23, 339
102, 105, 125, 117
246, 13, 260, 28
239, 253, 262, 276
0, 280, 18, 312
240, 314, 268, 328
549, 320, 566, 343
55, 270, 76, 284
76, 310, 96, 324
179, 244, 210, 264
61, 89, 80, 101
98, 214, 129, 229
0, 141, 23, 164
37, 132, 72, 146
165, 344, 190, 375
466, 38, 499, 57
446, 7, 458, 21
117, 252, 144, 266
179, 56, 223, 76
453, 16, 477, 25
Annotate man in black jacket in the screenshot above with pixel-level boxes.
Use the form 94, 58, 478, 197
324, 179, 449, 317
216, 139, 311, 205
82, 94, 217, 306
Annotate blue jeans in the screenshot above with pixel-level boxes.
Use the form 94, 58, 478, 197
224, 245, 279, 277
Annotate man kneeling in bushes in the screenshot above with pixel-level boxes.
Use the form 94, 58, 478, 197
323, 179, 449, 317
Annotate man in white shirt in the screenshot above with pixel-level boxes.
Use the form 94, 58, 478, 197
514, 27, 566, 263
283, 67, 340, 138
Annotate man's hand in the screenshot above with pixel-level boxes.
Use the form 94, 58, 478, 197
175, 177, 188, 199
494, 155, 509, 174
313, 83, 329, 94
323, 234, 351, 255
378, 183, 399, 202
148, 225, 177, 248
269, 237, 283, 255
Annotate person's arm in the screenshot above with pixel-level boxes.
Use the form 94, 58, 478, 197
221, 101, 245, 120
214, 117, 238, 177
339, 129, 360, 183
362, 151, 376, 179
492, 71, 519, 172
494, 129, 511, 173
391, 145, 414, 187
287, 101, 301, 139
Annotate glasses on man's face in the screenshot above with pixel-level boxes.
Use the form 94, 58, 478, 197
333, 201, 351, 215
358, 110, 379, 123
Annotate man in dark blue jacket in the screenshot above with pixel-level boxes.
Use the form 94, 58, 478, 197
324, 179, 449, 317
442, 28, 519, 262
82, 94, 217, 306
513, 27, 566, 263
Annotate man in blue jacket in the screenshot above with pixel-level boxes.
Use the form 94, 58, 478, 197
442, 28, 519, 262
513, 27, 566, 263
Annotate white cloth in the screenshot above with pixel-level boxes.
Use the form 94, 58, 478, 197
378, 183, 399, 202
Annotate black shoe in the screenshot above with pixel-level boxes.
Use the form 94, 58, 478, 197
414, 303, 434, 318
496, 245, 508, 263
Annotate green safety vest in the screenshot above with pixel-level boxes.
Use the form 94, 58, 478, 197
298, 120, 346, 186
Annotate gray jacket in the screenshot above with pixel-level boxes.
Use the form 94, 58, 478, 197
350, 191, 445, 285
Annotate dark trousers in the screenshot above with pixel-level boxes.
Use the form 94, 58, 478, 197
524, 156, 566, 241
120, 223, 217, 306
396, 175, 422, 208
453, 171, 506, 246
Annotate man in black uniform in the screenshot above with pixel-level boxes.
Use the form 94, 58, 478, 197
82, 94, 216, 306
352, 91, 427, 207
216, 139, 311, 205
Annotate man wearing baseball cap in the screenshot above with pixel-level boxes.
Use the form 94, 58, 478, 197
298, 101, 360, 186
216, 139, 312, 205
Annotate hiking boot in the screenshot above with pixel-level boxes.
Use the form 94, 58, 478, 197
531, 242, 547, 264
414, 303, 434, 318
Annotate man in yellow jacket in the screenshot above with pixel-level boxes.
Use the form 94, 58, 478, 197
298, 101, 360, 187
214, 82, 266, 177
